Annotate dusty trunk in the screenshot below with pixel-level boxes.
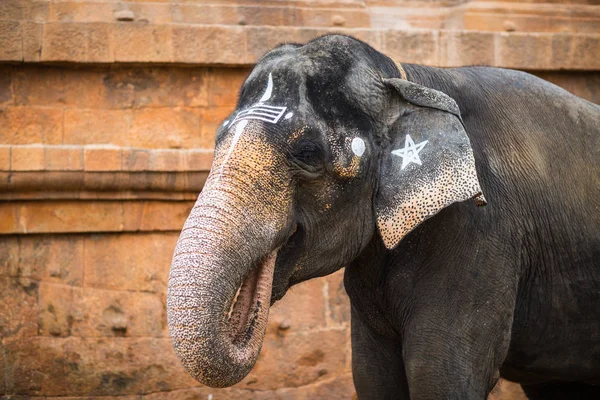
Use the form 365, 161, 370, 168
167, 122, 292, 387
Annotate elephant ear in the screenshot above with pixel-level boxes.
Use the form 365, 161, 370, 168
375, 78, 486, 249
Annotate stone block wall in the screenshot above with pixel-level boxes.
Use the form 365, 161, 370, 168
1, 0, 599, 399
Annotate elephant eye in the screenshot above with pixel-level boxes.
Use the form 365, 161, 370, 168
292, 140, 325, 171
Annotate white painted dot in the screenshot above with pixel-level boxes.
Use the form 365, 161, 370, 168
351, 137, 365, 157
223, 119, 229, 127
284, 112, 294, 120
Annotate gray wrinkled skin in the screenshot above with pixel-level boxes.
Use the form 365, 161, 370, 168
167, 34, 600, 399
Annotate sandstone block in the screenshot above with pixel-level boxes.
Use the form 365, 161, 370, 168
326, 269, 351, 326
15, 235, 84, 286
83, 23, 115, 63
0, 106, 63, 145
64, 109, 129, 146
9, 337, 197, 396
0, 21, 22, 61
0, 340, 5, 394
0, 146, 10, 170
132, 201, 192, 231
45, 146, 84, 171
0, 203, 21, 234
439, 30, 496, 67
70, 286, 166, 338
184, 149, 213, 171
13, 66, 108, 109
2, 337, 69, 395
272, 373, 355, 400
172, 25, 246, 65
0, 0, 24, 21
147, 149, 183, 171
199, 106, 235, 148
22, 22, 43, 62
572, 34, 600, 70
23, 0, 49, 22
41, 23, 88, 62
269, 277, 328, 333
11, 145, 45, 171
384, 30, 439, 67
38, 282, 74, 337
47, 1, 113, 23
129, 107, 201, 149
102, 67, 209, 109
126, 2, 172, 24
83, 232, 178, 292
240, 328, 350, 390
83, 146, 122, 171
497, 33, 552, 69
170, 3, 239, 25
17, 200, 125, 233
0, 236, 19, 276
0, 67, 13, 106
0, 277, 39, 338
114, 23, 172, 63
207, 68, 249, 107
122, 148, 150, 171
296, 8, 370, 28
41, 23, 114, 63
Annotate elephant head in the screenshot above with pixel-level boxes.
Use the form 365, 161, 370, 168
167, 35, 485, 387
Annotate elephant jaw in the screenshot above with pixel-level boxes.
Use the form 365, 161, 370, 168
228, 249, 278, 346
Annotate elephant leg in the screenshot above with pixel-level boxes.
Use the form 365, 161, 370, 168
399, 285, 513, 400
522, 381, 600, 399
351, 305, 409, 400
401, 326, 503, 400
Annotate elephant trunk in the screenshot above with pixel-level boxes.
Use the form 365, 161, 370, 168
167, 123, 292, 387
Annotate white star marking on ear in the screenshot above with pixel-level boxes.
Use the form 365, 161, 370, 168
391, 134, 428, 170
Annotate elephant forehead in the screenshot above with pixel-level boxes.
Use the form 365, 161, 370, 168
212, 121, 287, 173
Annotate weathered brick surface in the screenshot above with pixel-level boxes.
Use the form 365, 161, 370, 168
6, 22, 600, 69
22, 21, 43, 62
45, 146, 84, 171
38, 282, 75, 337
269, 277, 329, 333
0, 21, 22, 61
0, 277, 39, 338
0, 106, 63, 145
0, 200, 194, 234
83, 145, 122, 172
2, 337, 200, 396
0, 145, 10, 170
243, 328, 351, 391
129, 107, 201, 149
83, 232, 177, 292
325, 270, 351, 326
11, 144, 45, 171
64, 109, 130, 146
0, 232, 355, 398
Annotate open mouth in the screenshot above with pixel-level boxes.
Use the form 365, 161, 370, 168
227, 250, 278, 345
226, 225, 304, 342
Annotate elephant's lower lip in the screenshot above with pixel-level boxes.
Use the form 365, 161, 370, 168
227, 249, 278, 345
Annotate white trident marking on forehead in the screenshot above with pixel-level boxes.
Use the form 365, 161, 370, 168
259, 72, 273, 102
230, 73, 288, 125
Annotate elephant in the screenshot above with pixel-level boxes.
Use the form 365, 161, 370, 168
167, 34, 600, 399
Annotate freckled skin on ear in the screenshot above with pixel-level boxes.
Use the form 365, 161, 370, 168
171, 34, 600, 398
